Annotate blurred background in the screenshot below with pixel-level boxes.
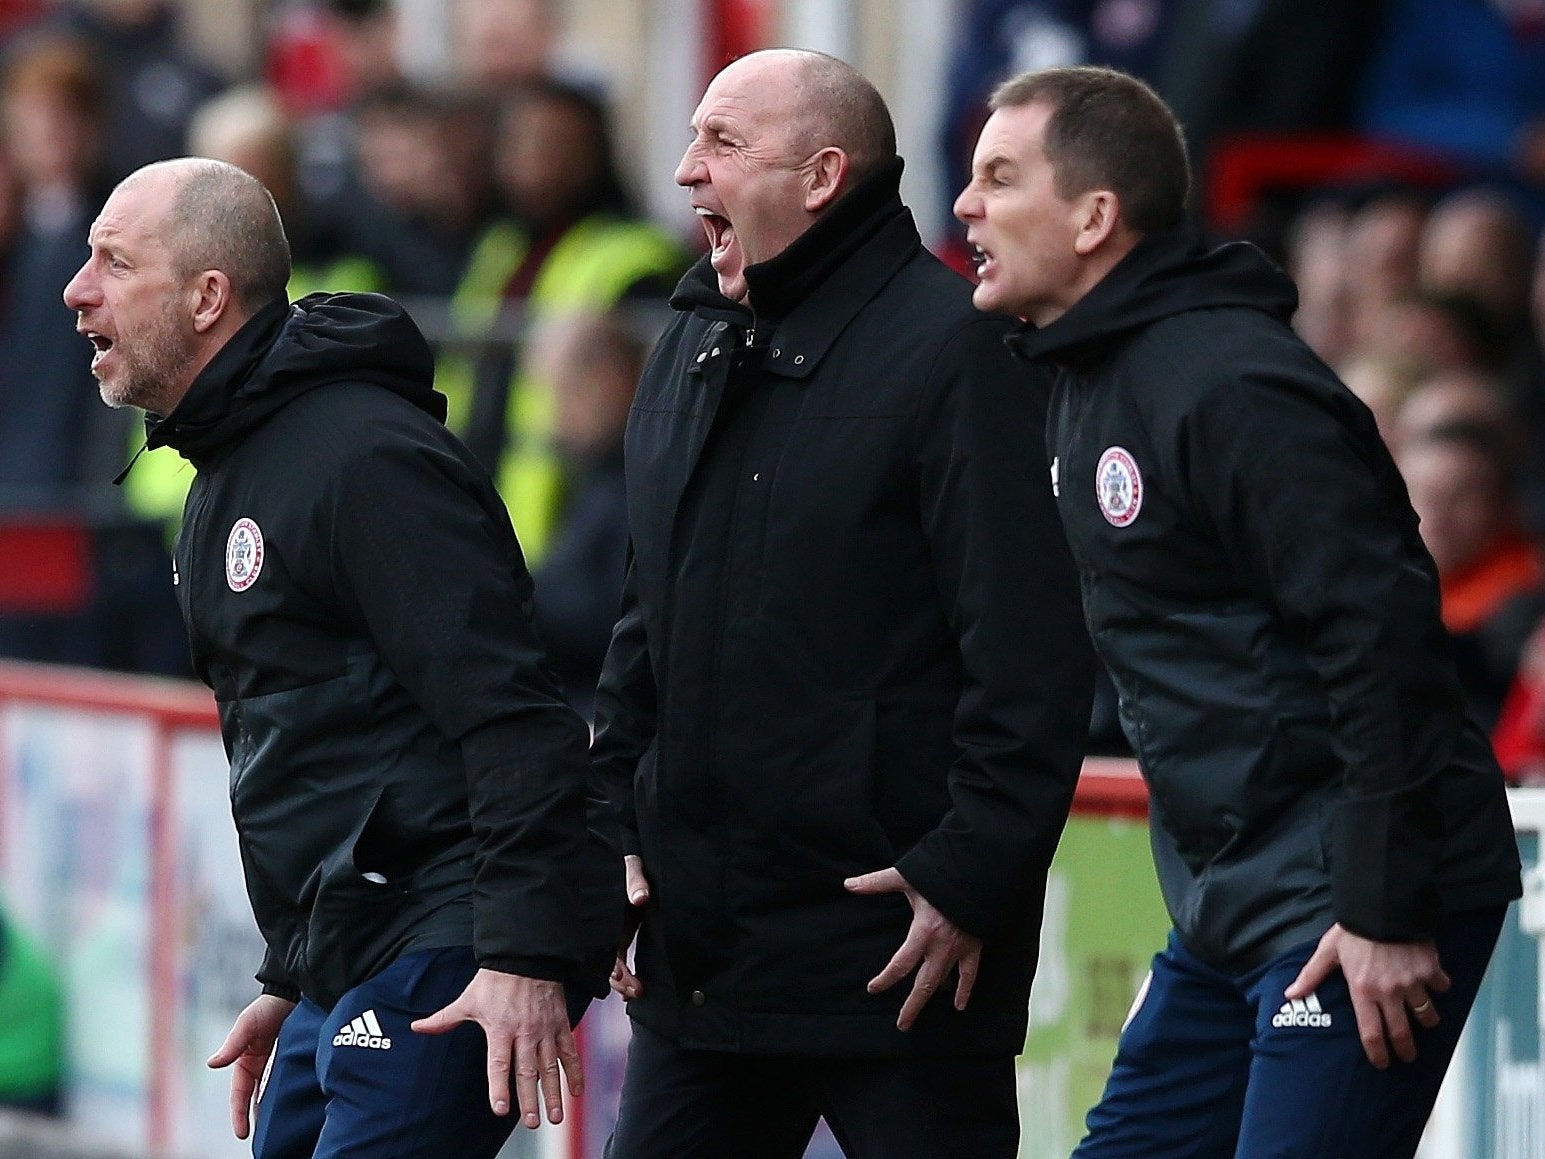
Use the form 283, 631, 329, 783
2, 1, 1545, 1156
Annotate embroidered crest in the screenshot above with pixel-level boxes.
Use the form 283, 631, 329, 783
1095, 446, 1142, 527
225, 518, 264, 592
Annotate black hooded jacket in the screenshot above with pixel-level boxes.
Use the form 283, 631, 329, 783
1008, 227, 1520, 972
592, 164, 1094, 1055
151, 293, 620, 1007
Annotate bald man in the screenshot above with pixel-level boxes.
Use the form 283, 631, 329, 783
590, 50, 1093, 1157
65, 158, 619, 1158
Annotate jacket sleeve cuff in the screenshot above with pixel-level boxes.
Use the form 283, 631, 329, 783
894, 848, 996, 940
1330, 794, 1443, 941
259, 980, 302, 1003
478, 955, 571, 983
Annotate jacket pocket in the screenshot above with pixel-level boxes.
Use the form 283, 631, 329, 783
302, 790, 416, 1005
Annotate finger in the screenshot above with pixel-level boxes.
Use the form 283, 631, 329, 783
558, 1025, 584, 1097
513, 1035, 541, 1130
410, 1002, 463, 1036
1382, 997, 1418, 1064
954, 947, 981, 1011
1429, 966, 1453, 995
1283, 941, 1335, 1001
867, 929, 927, 994
611, 957, 642, 1000
537, 1036, 565, 1125
230, 1062, 255, 1140
845, 868, 903, 895
897, 962, 946, 1031
1349, 989, 1391, 1069
486, 1034, 515, 1120
207, 1022, 249, 1069
1408, 993, 1440, 1030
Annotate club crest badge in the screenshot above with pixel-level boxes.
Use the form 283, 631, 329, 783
1095, 446, 1142, 527
225, 518, 264, 592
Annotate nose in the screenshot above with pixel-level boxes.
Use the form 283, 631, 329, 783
953, 184, 981, 224
675, 141, 704, 189
62, 260, 97, 311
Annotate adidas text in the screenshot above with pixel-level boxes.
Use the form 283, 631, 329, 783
333, 1009, 392, 1050
1272, 996, 1331, 1029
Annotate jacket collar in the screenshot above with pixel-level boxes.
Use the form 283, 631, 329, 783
1005, 223, 1298, 369
669, 159, 922, 381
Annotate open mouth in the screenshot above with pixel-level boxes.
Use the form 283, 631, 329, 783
695, 206, 735, 261
83, 331, 113, 371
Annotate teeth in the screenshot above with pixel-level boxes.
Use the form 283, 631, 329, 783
695, 207, 713, 216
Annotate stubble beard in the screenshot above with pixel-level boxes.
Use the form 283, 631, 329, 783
97, 301, 195, 416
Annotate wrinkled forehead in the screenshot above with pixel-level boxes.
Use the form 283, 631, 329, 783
697, 57, 810, 139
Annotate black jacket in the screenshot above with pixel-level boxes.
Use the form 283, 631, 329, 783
591, 165, 1094, 1056
1009, 226, 1521, 973
151, 293, 620, 1008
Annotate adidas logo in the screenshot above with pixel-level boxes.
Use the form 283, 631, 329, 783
332, 1008, 392, 1050
1272, 994, 1332, 1029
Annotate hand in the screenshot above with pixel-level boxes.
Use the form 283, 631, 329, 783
206, 993, 295, 1140
411, 969, 581, 1129
844, 866, 983, 1031
1285, 922, 1451, 1068
610, 854, 650, 1000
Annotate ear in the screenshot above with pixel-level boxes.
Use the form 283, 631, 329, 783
803, 147, 849, 213
1073, 190, 1121, 256
189, 269, 233, 334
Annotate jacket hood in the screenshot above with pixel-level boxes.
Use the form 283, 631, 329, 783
146, 292, 441, 465
1006, 224, 1299, 367
667, 156, 908, 321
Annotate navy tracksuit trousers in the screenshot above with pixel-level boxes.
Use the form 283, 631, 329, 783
1074, 906, 1506, 1158
252, 946, 588, 1159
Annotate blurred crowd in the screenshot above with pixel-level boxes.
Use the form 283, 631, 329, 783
2, 0, 1545, 771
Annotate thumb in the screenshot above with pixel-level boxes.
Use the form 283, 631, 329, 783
206, 1022, 249, 1069
410, 1002, 465, 1036
625, 854, 650, 906
1284, 941, 1336, 1001
844, 867, 904, 894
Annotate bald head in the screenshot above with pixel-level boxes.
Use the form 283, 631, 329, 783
121, 157, 291, 313
736, 49, 896, 184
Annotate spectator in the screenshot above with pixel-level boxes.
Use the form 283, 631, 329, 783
448, 78, 686, 562
342, 84, 494, 298
453, 0, 560, 97
1362, 288, 1502, 378
51, 0, 225, 185
0, 32, 126, 515
1340, 190, 1428, 356
286, 0, 411, 271
1397, 420, 1545, 728
1418, 186, 1534, 333
1393, 368, 1515, 451
1283, 198, 1352, 364
528, 308, 646, 718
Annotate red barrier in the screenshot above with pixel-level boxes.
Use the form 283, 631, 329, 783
1206, 132, 1458, 235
